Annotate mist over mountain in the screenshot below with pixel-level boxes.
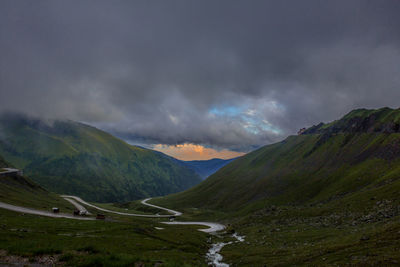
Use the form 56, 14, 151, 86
1, 1, 400, 265
2, 1, 400, 153
0, 113, 201, 202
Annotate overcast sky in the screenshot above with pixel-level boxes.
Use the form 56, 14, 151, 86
1, 1, 400, 159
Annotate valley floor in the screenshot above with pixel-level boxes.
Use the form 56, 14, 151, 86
0, 208, 210, 266
1, 198, 400, 267
149, 182, 400, 267
0, 193, 226, 266
1, 175, 400, 266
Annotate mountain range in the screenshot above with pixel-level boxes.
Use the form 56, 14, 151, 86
1, 108, 400, 265
0, 113, 202, 202
148, 107, 400, 265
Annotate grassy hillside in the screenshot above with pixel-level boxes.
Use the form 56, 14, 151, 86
0, 173, 76, 212
0, 162, 210, 266
0, 208, 210, 266
0, 154, 75, 211
0, 113, 201, 202
149, 107, 400, 265
155, 107, 400, 210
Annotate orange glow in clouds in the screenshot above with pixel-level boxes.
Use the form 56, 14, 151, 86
153, 143, 245, 161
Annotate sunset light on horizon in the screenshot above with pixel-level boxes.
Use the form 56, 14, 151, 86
152, 143, 245, 161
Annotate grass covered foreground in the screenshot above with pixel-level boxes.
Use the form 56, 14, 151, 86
151, 186, 400, 266
0, 209, 209, 266
219, 201, 400, 266
0, 171, 211, 266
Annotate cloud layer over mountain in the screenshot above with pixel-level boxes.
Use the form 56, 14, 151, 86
1, 1, 400, 152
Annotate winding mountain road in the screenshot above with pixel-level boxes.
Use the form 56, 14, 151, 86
0, 201, 94, 221
141, 198, 182, 216
62, 195, 225, 232
60, 195, 180, 218
0, 195, 225, 233
162, 221, 225, 233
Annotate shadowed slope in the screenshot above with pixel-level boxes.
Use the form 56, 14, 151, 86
156, 107, 400, 211
0, 113, 201, 202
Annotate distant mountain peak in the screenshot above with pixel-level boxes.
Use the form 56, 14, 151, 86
302, 107, 400, 135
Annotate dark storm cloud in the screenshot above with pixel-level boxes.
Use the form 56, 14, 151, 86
1, 0, 400, 151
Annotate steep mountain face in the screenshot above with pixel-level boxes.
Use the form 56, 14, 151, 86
181, 158, 238, 180
303, 107, 400, 135
158, 107, 400, 210
0, 113, 201, 202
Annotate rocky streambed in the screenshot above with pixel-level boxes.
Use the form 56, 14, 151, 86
207, 233, 245, 267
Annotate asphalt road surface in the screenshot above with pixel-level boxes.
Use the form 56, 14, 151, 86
60, 195, 179, 218
0, 201, 94, 221
0, 195, 225, 232
162, 221, 225, 233
61, 195, 225, 232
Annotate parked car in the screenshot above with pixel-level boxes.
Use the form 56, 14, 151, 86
52, 207, 59, 213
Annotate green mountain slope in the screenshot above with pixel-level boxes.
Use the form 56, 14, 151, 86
150, 107, 400, 265
157, 107, 400, 211
0, 155, 75, 211
0, 113, 201, 202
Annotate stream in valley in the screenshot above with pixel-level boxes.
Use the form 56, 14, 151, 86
206, 233, 245, 267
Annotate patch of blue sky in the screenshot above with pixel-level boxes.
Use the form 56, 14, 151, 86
259, 120, 281, 134
209, 105, 244, 117
209, 104, 283, 135
242, 120, 281, 135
